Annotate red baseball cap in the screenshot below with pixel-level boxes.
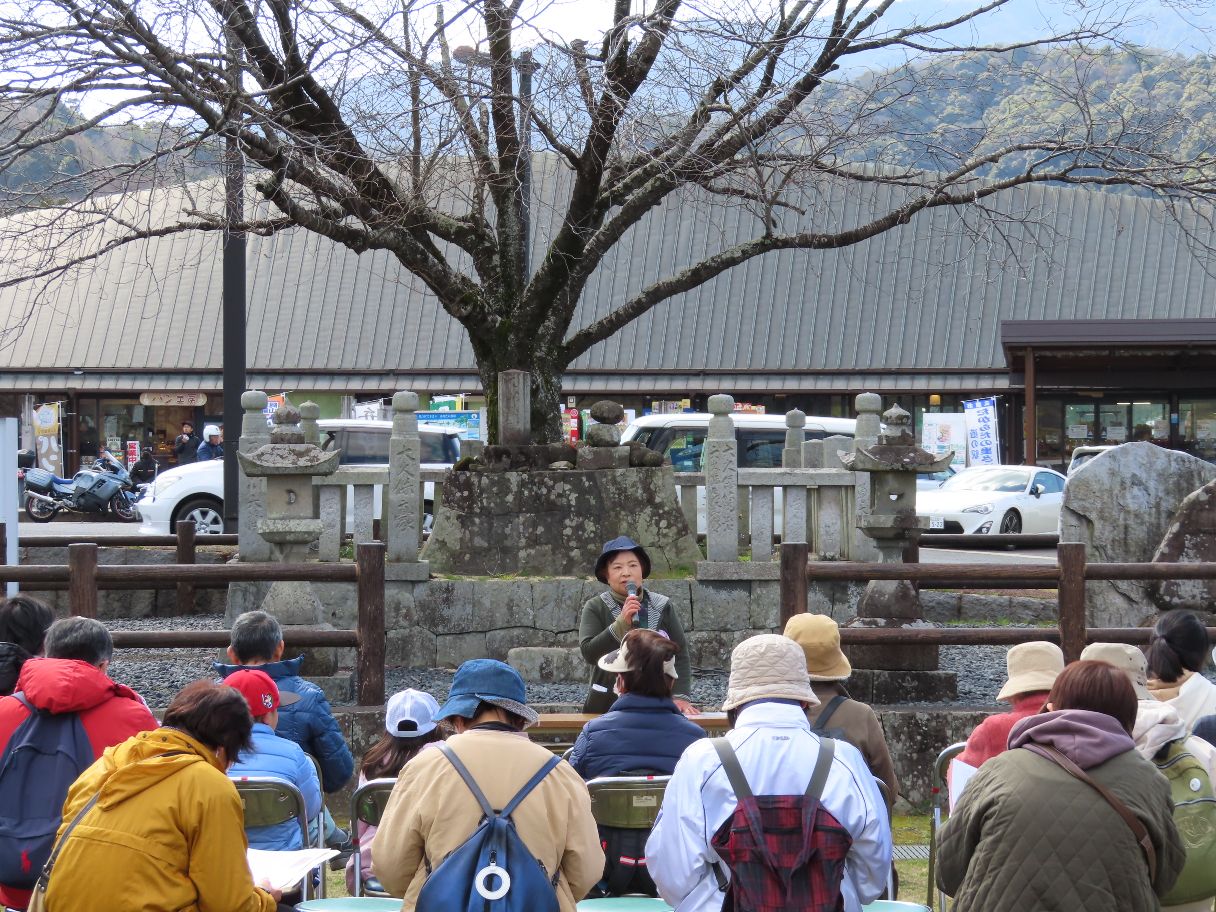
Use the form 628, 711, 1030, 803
225, 668, 300, 715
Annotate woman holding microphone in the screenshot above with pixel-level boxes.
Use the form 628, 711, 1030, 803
578, 537, 697, 715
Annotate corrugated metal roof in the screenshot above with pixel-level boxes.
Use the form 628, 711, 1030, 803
1, 162, 1213, 390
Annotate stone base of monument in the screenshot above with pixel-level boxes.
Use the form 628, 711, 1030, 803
849, 667, 958, 704
423, 464, 701, 577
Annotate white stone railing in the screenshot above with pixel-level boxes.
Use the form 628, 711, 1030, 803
312, 465, 449, 563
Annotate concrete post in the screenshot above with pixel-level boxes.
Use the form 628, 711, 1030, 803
782, 409, 805, 469
299, 401, 320, 445
704, 394, 738, 562
238, 390, 272, 561
815, 435, 851, 560
852, 393, 883, 561
387, 391, 422, 564
498, 370, 531, 445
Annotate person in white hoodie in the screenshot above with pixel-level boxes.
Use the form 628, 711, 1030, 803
645, 633, 891, 912
1084, 641, 1216, 912
1146, 611, 1216, 731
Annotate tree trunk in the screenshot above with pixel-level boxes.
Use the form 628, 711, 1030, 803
474, 343, 566, 445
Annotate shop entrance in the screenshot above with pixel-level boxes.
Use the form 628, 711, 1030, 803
73, 395, 206, 471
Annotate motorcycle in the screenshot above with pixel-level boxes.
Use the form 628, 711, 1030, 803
23, 450, 141, 522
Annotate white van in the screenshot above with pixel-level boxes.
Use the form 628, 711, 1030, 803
622, 412, 856, 536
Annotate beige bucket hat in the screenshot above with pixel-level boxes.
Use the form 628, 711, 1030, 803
598, 632, 678, 680
722, 634, 819, 711
783, 614, 852, 682
1080, 642, 1152, 700
996, 641, 1065, 702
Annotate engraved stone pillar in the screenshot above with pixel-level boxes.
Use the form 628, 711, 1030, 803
387, 391, 428, 578
498, 370, 532, 446
238, 390, 272, 562
705, 394, 739, 562
782, 409, 805, 469
851, 394, 883, 562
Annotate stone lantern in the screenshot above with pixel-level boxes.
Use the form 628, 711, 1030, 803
236, 401, 342, 672
841, 402, 957, 699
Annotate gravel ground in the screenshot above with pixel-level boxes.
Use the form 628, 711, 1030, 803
100, 613, 1032, 710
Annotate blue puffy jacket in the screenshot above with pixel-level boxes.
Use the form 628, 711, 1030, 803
214, 656, 355, 792
568, 693, 706, 780
228, 722, 324, 850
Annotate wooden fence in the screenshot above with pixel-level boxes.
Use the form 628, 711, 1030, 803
779, 541, 1216, 661
0, 524, 386, 705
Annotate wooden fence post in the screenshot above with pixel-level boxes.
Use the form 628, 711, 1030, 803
68, 542, 98, 618
780, 541, 809, 629
356, 541, 386, 706
1058, 542, 1088, 662
175, 521, 196, 614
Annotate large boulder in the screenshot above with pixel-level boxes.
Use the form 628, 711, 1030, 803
1060, 442, 1216, 626
1152, 477, 1216, 612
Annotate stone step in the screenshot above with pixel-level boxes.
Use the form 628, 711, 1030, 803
508, 646, 587, 684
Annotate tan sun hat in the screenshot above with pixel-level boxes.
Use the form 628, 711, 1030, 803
598, 632, 678, 680
722, 634, 819, 711
783, 614, 852, 682
995, 641, 1065, 702
1080, 642, 1152, 700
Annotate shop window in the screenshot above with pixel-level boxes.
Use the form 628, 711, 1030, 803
1033, 400, 1064, 467
1181, 399, 1216, 462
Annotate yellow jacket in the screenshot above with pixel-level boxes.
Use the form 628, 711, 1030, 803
372, 728, 604, 911
44, 727, 277, 912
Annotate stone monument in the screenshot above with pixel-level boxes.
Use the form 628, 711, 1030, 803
841, 402, 957, 700
236, 401, 342, 673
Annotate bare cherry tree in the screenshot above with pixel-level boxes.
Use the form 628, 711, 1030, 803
2, 0, 1214, 439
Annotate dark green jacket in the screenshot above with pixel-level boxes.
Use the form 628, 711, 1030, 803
578, 589, 692, 714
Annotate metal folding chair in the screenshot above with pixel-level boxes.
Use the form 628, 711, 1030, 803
925, 742, 967, 912
349, 778, 397, 897
231, 775, 323, 901
586, 774, 671, 830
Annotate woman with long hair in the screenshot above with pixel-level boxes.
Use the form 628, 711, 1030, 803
1146, 610, 1216, 731
345, 688, 445, 893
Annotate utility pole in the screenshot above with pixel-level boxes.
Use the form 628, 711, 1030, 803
222, 21, 246, 534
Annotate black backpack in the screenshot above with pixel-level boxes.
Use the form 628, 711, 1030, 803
0, 694, 94, 890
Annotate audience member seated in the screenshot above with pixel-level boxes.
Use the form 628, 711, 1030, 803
569, 628, 706, 781
215, 610, 355, 860
784, 613, 899, 810
0, 616, 158, 911
958, 641, 1063, 769
40, 681, 290, 912
372, 659, 603, 912
0, 594, 54, 696
937, 661, 1186, 912
225, 669, 322, 849
647, 634, 891, 912
1147, 610, 1216, 731
345, 688, 445, 895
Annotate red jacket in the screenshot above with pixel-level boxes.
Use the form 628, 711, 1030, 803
0, 657, 157, 909
958, 692, 1050, 768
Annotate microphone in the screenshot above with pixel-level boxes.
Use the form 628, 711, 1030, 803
626, 581, 647, 628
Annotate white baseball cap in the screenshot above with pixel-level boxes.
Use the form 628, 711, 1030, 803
385, 688, 440, 737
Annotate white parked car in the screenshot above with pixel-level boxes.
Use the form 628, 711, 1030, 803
622, 412, 857, 535
917, 464, 1066, 535
135, 419, 460, 535
916, 466, 957, 491
1067, 444, 1117, 475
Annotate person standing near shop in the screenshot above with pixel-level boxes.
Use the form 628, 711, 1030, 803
173, 421, 200, 465
197, 425, 224, 461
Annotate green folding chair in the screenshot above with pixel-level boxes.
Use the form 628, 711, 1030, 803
232, 775, 324, 900
349, 778, 397, 897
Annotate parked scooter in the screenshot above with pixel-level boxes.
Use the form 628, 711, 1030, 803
23, 450, 140, 522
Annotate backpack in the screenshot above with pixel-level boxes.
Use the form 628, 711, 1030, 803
1154, 740, 1216, 905
709, 737, 852, 912
416, 743, 563, 912
0, 694, 94, 890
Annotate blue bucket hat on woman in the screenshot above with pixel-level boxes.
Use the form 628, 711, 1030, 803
433, 658, 539, 728
594, 536, 652, 584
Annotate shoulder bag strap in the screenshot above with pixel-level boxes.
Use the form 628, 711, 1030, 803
501, 754, 562, 818
436, 743, 494, 818
1023, 743, 1157, 883
33, 791, 102, 894
810, 696, 848, 734
806, 736, 835, 800
711, 738, 753, 800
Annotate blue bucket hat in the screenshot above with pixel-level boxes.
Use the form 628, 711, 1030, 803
594, 536, 652, 584
433, 659, 539, 728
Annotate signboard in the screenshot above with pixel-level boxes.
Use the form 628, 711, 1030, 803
416, 410, 483, 440
562, 409, 580, 444
921, 413, 966, 468
264, 395, 285, 428
126, 440, 140, 469
32, 402, 63, 476
139, 392, 207, 407
963, 398, 1001, 466
429, 395, 464, 412
352, 400, 384, 421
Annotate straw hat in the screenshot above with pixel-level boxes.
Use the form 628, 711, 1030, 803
996, 641, 1065, 702
722, 634, 819, 711
1080, 642, 1152, 700
783, 614, 852, 682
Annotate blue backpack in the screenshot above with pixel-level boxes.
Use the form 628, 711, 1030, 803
416, 744, 562, 912
0, 694, 94, 890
